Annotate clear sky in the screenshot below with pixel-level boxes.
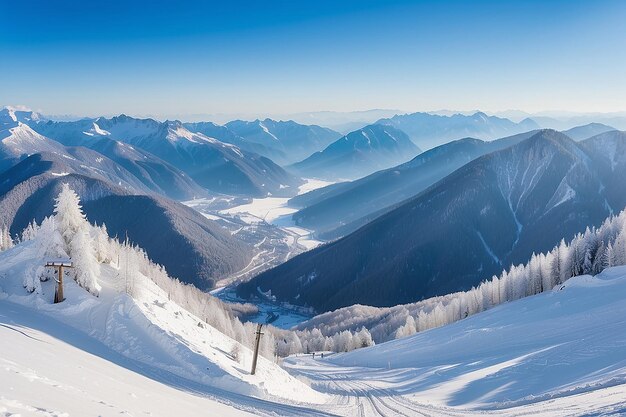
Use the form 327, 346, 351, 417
1, 0, 625, 118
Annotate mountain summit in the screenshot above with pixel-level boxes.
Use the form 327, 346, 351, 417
290, 124, 421, 180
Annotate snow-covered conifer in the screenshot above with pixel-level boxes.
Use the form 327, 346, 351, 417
53, 184, 100, 295
0, 224, 13, 251
54, 183, 88, 250
70, 227, 101, 295
20, 220, 39, 243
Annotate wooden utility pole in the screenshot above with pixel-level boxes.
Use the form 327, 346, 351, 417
250, 323, 263, 375
55, 264, 65, 303
45, 259, 73, 304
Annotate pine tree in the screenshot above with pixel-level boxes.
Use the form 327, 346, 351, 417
0, 224, 13, 251
53, 184, 101, 295
71, 227, 101, 295
36, 216, 67, 260
54, 183, 88, 251
20, 220, 39, 243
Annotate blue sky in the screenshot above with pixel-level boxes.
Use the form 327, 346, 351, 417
1, 0, 625, 118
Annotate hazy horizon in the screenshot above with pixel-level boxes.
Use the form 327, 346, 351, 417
2, 0, 626, 117
6, 104, 626, 126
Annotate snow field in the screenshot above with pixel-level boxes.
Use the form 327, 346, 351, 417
284, 267, 626, 416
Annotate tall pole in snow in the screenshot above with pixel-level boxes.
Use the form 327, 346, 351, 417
250, 323, 263, 375
46, 260, 73, 304
55, 265, 64, 303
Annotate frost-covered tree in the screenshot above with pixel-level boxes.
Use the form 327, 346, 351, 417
20, 220, 39, 243
70, 227, 101, 295
118, 240, 138, 296
24, 216, 67, 292
54, 183, 88, 247
53, 184, 100, 295
36, 216, 67, 260
92, 224, 112, 263
0, 224, 13, 251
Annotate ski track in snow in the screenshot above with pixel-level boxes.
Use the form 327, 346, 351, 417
283, 267, 626, 416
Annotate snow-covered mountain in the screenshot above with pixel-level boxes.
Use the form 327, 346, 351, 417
290, 124, 421, 180
238, 130, 626, 312
0, 109, 66, 173
32, 116, 302, 197
222, 119, 342, 165
377, 111, 540, 150
0, 152, 252, 289
0, 106, 46, 127
19, 118, 205, 200
290, 130, 539, 239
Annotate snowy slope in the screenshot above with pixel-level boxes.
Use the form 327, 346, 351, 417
2, 230, 626, 416
284, 266, 626, 416
0, 122, 68, 173
0, 241, 329, 416
0, 302, 255, 417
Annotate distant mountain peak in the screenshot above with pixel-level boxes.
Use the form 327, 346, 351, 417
291, 124, 420, 180
1, 107, 46, 128
377, 110, 540, 150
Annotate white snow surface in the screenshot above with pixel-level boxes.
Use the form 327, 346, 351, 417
0, 241, 329, 417
216, 178, 332, 249
2, 235, 626, 416
284, 266, 626, 416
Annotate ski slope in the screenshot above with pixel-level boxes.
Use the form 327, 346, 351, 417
2, 240, 626, 416
284, 267, 626, 416
0, 241, 330, 417
0, 302, 255, 417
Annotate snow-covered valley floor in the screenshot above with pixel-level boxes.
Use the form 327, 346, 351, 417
184, 179, 333, 288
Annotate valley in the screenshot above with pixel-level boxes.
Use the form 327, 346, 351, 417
184, 178, 332, 289
3, 4, 626, 413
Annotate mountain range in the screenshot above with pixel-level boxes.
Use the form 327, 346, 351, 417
562, 122, 616, 141
31, 116, 302, 197
0, 111, 253, 288
238, 129, 626, 312
290, 124, 421, 180
377, 111, 540, 150
289, 130, 539, 239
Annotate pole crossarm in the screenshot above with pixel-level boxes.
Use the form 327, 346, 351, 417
45, 259, 73, 268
